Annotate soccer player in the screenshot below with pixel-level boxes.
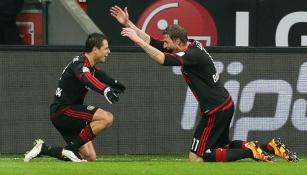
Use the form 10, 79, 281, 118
24, 33, 126, 162
110, 6, 298, 162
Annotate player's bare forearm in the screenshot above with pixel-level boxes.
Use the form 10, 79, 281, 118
136, 29, 150, 44
127, 21, 150, 44
138, 40, 165, 65
121, 27, 163, 64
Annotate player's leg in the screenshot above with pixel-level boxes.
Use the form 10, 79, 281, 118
79, 141, 96, 161
210, 104, 257, 162
24, 138, 68, 162
39, 105, 109, 162
88, 108, 114, 135
218, 109, 250, 150
260, 138, 298, 162
227, 140, 273, 162
189, 112, 250, 162
64, 107, 113, 154
25, 105, 112, 162
189, 100, 269, 162
24, 115, 75, 162
61, 106, 113, 162
189, 112, 213, 162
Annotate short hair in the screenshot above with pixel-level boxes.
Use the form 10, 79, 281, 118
163, 24, 188, 44
85, 33, 108, 52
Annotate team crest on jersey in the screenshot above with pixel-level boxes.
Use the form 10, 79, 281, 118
82, 67, 90, 73
87, 105, 95, 110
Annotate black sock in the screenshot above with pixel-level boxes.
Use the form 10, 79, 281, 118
204, 148, 253, 162
225, 149, 253, 161
65, 137, 85, 151
228, 140, 249, 149
41, 144, 63, 159
65, 124, 95, 151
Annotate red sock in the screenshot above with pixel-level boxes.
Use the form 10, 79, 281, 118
215, 148, 227, 161
79, 124, 95, 142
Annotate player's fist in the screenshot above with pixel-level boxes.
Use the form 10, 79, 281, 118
103, 87, 119, 104
112, 80, 126, 93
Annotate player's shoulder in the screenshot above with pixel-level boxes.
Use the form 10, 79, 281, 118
70, 55, 89, 68
189, 41, 211, 56
68, 55, 89, 71
71, 55, 85, 64
190, 40, 206, 52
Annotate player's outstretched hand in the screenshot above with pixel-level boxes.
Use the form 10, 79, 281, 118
103, 87, 119, 104
110, 6, 129, 26
112, 80, 126, 93
121, 28, 142, 44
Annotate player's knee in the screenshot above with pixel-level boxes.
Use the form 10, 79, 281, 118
86, 153, 96, 161
100, 110, 113, 127
82, 151, 96, 161
188, 152, 204, 162
95, 109, 114, 127
103, 111, 113, 127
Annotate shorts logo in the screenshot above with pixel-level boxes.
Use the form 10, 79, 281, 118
82, 67, 90, 73
87, 105, 95, 110
137, 0, 218, 46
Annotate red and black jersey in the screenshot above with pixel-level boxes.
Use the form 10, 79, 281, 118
150, 38, 230, 114
50, 53, 116, 112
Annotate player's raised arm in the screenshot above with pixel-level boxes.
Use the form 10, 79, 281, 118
110, 5, 151, 44
121, 27, 165, 65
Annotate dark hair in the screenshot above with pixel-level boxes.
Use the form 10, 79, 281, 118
163, 24, 188, 44
85, 33, 107, 52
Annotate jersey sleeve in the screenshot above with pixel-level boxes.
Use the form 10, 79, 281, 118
94, 67, 117, 87
72, 61, 107, 93
163, 51, 198, 67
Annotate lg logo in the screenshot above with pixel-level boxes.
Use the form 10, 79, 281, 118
137, 0, 218, 46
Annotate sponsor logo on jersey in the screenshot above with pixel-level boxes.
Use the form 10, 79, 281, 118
137, 0, 218, 46
55, 87, 62, 97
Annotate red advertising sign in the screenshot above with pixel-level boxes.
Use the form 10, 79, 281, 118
16, 10, 43, 45
137, 0, 218, 46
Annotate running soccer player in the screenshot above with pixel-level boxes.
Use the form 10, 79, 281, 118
111, 6, 298, 162
24, 33, 126, 162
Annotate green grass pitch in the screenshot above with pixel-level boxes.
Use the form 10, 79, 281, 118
0, 154, 305, 175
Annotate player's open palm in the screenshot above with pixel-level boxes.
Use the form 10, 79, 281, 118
121, 28, 142, 44
110, 6, 129, 26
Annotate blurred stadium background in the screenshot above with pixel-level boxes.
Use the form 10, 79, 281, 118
0, 0, 307, 158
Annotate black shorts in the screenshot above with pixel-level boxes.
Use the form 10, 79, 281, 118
190, 97, 234, 157
50, 104, 98, 143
